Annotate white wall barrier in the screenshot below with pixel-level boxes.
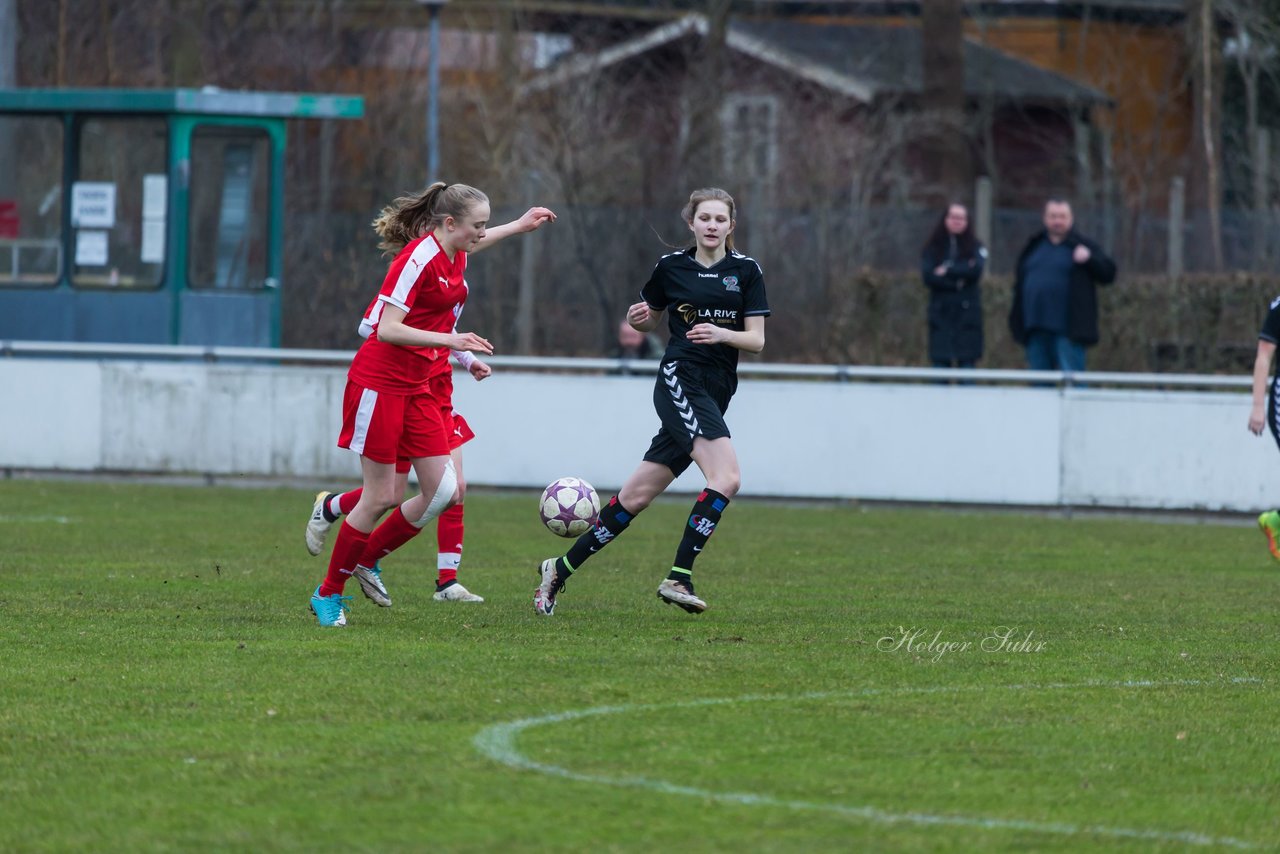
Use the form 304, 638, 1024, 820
0, 345, 1273, 512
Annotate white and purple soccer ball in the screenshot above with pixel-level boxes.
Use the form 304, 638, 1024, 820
539, 476, 601, 538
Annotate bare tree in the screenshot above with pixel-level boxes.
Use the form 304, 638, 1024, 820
920, 0, 970, 204
1221, 0, 1280, 268
1188, 0, 1225, 270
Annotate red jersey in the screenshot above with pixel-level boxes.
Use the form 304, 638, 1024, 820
348, 232, 469, 395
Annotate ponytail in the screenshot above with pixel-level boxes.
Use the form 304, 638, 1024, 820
372, 182, 489, 255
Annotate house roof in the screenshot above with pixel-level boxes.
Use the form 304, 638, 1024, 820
523, 14, 1111, 106
484, 1, 1185, 23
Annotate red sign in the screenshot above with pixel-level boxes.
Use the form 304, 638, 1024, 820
0, 200, 18, 239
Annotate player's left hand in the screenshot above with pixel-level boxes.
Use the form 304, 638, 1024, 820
518, 207, 557, 232
470, 360, 492, 381
687, 323, 726, 345
1073, 244, 1092, 264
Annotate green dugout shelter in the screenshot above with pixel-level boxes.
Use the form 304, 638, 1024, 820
0, 88, 364, 347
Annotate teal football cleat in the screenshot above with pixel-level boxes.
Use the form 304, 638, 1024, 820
310, 586, 352, 627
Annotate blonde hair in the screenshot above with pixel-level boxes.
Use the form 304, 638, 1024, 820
371, 182, 489, 255
681, 187, 737, 253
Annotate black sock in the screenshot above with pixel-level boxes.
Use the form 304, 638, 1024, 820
669, 488, 730, 581
321, 493, 340, 523
559, 495, 637, 574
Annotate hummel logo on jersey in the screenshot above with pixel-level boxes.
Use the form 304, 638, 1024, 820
697, 272, 719, 278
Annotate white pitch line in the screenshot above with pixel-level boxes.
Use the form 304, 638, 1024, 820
0, 515, 71, 524
474, 677, 1262, 849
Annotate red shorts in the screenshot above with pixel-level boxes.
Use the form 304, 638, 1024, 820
337, 372, 454, 464
393, 413, 474, 473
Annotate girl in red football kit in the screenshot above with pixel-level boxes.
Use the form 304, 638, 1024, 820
309, 182, 554, 626
304, 338, 490, 603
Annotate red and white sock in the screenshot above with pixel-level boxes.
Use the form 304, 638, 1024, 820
436, 503, 464, 586
329, 489, 361, 518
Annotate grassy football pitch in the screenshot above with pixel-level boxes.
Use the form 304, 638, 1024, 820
1, 479, 1277, 852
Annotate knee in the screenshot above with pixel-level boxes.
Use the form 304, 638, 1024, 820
617, 486, 654, 513
712, 473, 741, 499
625, 493, 652, 513
365, 487, 400, 515
423, 460, 458, 512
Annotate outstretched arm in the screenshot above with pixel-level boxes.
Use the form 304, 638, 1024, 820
377, 304, 493, 354
470, 206, 557, 254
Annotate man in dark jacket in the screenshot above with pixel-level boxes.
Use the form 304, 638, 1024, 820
1008, 199, 1117, 372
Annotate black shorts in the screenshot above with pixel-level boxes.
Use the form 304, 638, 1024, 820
642, 360, 737, 477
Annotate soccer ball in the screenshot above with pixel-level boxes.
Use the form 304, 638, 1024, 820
539, 476, 601, 538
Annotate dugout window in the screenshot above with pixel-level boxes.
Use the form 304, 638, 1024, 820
0, 116, 63, 287
72, 117, 167, 290
187, 126, 271, 291
720, 94, 778, 180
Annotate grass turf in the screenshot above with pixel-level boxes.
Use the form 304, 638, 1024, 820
0, 479, 1277, 852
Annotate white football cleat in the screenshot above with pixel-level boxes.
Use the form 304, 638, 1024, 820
657, 578, 707, 614
533, 558, 567, 616
433, 581, 484, 602
353, 563, 392, 607
305, 491, 335, 556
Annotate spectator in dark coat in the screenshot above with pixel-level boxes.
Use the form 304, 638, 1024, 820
1008, 199, 1117, 372
921, 203, 986, 369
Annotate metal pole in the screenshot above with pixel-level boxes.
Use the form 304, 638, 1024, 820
974, 175, 993, 246
1168, 176, 1185, 280
0, 0, 18, 202
428, 4, 441, 181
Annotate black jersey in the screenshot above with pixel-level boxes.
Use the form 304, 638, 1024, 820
1261, 295, 1280, 347
1261, 296, 1280, 378
640, 247, 770, 373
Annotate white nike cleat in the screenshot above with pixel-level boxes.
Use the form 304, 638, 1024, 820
533, 558, 568, 615
353, 563, 392, 607
657, 578, 707, 614
305, 491, 335, 556
433, 581, 484, 602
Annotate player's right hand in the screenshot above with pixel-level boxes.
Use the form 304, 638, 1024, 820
1249, 410, 1266, 435
451, 332, 493, 355
626, 302, 651, 328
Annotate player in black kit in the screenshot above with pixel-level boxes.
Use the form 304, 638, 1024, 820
535, 187, 770, 615
1248, 294, 1280, 560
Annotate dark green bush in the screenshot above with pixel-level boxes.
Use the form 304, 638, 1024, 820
789, 271, 1280, 373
